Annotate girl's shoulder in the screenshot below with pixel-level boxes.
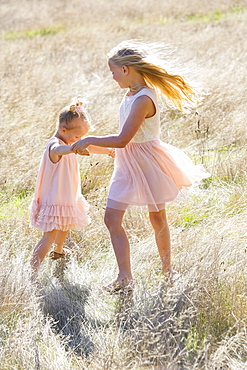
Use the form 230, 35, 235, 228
46, 136, 65, 147
141, 87, 155, 94
47, 136, 58, 143
124, 88, 156, 104
139, 87, 156, 98
126, 87, 156, 97
44, 137, 57, 151
134, 88, 158, 108
129, 87, 157, 102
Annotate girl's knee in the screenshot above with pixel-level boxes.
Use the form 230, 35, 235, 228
104, 208, 123, 231
104, 209, 113, 229
149, 210, 168, 229
43, 230, 57, 243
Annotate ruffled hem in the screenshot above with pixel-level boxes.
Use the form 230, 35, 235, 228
30, 198, 90, 232
107, 139, 210, 211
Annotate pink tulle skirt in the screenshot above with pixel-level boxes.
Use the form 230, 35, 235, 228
30, 196, 90, 232
107, 139, 210, 212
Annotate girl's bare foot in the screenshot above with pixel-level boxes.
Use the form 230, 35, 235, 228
161, 255, 171, 274
49, 247, 71, 260
102, 277, 134, 294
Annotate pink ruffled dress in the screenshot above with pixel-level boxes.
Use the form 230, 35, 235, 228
30, 137, 90, 232
106, 88, 210, 212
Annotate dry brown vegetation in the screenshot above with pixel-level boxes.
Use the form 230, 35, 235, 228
1, 0, 247, 369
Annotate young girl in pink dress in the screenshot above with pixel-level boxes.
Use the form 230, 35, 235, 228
30, 101, 114, 277
72, 41, 210, 293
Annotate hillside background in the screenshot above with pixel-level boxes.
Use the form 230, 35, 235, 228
0, 0, 247, 369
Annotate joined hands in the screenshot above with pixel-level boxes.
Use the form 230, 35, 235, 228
72, 139, 115, 158
71, 139, 90, 156
72, 139, 87, 153
72, 147, 90, 156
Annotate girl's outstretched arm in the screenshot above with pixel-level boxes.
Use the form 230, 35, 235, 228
87, 145, 113, 156
49, 143, 89, 163
76, 145, 115, 157
72, 95, 155, 152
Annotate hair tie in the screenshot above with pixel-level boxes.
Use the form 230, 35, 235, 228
69, 104, 76, 113
75, 101, 83, 113
70, 101, 84, 114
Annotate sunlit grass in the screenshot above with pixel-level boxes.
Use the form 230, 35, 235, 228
1, 26, 65, 41
187, 10, 223, 22
186, 5, 246, 22
0, 0, 247, 368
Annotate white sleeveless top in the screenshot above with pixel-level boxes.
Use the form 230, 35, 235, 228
107, 87, 210, 211
119, 88, 160, 143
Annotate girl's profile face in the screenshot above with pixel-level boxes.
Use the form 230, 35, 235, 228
62, 118, 89, 145
108, 60, 129, 89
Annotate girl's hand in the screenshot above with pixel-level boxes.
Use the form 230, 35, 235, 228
71, 138, 88, 152
75, 148, 90, 156
108, 148, 115, 158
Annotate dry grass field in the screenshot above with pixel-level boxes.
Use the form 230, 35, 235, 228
1, 0, 247, 369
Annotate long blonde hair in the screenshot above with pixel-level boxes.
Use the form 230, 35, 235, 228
108, 40, 199, 111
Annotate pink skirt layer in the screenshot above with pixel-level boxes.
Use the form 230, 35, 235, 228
107, 139, 210, 212
30, 196, 90, 232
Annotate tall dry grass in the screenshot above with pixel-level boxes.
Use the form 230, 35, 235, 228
1, 0, 247, 369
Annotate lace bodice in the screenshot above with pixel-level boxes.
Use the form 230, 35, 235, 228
119, 88, 160, 143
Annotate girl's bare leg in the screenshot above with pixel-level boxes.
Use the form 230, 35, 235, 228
149, 209, 171, 274
53, 230, 69, 254
104, 208, 133, 281
31, 230, 57, 276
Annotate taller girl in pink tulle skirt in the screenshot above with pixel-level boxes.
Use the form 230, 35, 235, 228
72, 40, 210, 292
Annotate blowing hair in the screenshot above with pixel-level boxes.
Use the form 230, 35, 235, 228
108, 40, 199, 111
